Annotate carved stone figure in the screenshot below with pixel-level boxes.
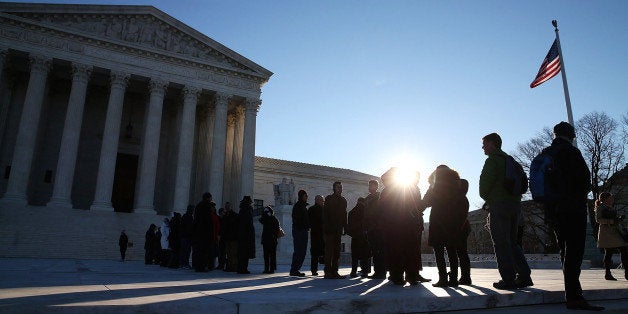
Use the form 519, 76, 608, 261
123, 18, 141, 42
274, 178, 295, 206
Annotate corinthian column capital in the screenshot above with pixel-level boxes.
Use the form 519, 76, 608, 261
29, 54, 51, 74
245, 98, 261, 112
110, 71, 130, 89
71, 63, 92, 84
149, 78, 168, 96
183, 86, 201, 101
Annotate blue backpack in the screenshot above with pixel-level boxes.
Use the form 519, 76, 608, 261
529, 147, 562, 203
502, 155, 528, 195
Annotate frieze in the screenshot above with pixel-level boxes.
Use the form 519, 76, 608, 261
0, 17, 264, 92
11, 12, 252, 72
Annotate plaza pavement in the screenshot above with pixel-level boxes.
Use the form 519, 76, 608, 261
0, 258, 626, 314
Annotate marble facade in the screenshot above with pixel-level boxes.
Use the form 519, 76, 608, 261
0, 3, 272, 214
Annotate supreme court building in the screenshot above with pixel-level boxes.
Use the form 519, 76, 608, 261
0, 2, 271, 214
0, 3, 379, 261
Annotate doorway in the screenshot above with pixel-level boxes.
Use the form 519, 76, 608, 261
112, 153, 138, 213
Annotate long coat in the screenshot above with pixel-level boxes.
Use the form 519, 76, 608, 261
308, 203, 325, 256
238, 202, 256, 259
595, 203, 627, 249
347, 201, 370, 259
423, 168, 465, 247
259, 213, 280, 245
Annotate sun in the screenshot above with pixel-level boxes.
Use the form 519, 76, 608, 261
394, 167, 419, 186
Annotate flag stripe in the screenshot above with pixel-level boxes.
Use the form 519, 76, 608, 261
530, 39, 561, 88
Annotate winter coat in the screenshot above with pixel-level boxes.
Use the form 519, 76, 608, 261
308, 203, 325, 256
347, 201, 371, 259
379, 184, 422, 246
292, 200, 311, 231
180, 212, 194, 239
595, 203, 627, 249
259, 213, 280, 245
119, 233, 128, 249
424, 169, 467, 247
193, 200, 214, 246
323, 193, 347, 235
238, 201, 256, 259
221, 211, 239, 242
364, 192, 381, 233
479, 148, 521, 204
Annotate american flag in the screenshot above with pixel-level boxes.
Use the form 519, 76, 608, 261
530, 39, 561, 88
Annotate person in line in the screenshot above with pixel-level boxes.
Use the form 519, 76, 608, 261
167, 212, 182, 268
364, 180, 386, 279
480, 132, 532, 290
347, 197, 371, 278
379, 167, 423, 285
542, 122, 604, 310
119, 230, 128, 262
290, 189, 310, 277
208, 203, 221, 270
222, 202, 239, 272
454, 179, 472, 285
308, 195, 325, 276
159, 217, 170, 267
594, 192, 627, 281
323, 181, 348, 279
144, 224, 157, 264
422, 165, 463, 287
217, 207, 227, 270
154, 226, 162, 265
179, 205, 195, 269
237, 196, 256, 274
192, 193, 214, 272
260, 206, 280, 274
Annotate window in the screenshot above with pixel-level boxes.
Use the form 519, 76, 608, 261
253, 199, 264, 216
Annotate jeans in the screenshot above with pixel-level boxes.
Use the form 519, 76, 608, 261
551, 206, 587, 301
290, 228, 309, 273
489, 201, 531, 283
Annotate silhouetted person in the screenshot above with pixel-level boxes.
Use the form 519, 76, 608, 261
168, 212, 181, 268
308, 195, 325, 276
347, 197, 371, 278
193, 193, 214, 272
379, 167, 422, 285
290, 189, 310, 277
208, 203, 221, 270
160, 218, 170, 267
260, 206, 280, 274
364, 180, 386, 279
217, 207, 227, 270
422, 166, 462, 287
179, 205, 194, 268
144, 224, 157, 264
119, 230, 128, 262
454, 179, 472, 285
542, 122, 603, 310
480, 132, 531, 290
222, 202, 239, 272
595, 192, 628, 281
323, 181, 347, 279
237, 196, 256, 274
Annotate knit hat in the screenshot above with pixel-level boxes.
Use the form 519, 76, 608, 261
553, 121, 576, 139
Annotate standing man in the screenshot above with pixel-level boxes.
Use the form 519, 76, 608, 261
364, 180, 385, 279
308, 195, 325, 276
479, 132, 532, 289
544, 122, 604, 311
290, 189, 310, 277
323, 181, 348, 279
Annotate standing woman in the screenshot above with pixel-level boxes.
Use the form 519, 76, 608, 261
237, 196, 256, 274
259, 206, 280, 274
144, 224, 156, 264
595, 192, 628, 281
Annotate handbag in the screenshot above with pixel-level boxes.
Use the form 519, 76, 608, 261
277, 226, 286, 238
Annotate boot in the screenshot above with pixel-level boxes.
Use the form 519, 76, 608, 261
459, 266, 472, 285
432, 273, 449, 287
605, 268, 617, 281
448, 271, 458, 287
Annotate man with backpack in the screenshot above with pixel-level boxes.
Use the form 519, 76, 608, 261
532, 122, 603, 311
479, 132, 533, 290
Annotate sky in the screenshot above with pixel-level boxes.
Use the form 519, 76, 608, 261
9, 0, 628, 211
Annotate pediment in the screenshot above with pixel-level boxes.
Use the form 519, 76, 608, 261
0, 3, 272, 79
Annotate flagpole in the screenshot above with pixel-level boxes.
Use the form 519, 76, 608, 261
552, 20, 574, 127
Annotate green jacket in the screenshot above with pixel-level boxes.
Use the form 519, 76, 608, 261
479, 148, 521, 204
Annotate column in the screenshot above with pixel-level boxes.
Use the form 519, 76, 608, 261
222, 114, 235, 207
173, 86, 199, 212
0, 49, 12, 152
208, 92, 229, 208
240, 98, 260, 199
90, 71, 129, 211
0, 48, 7, 85
1, 55, 50, 206
48, 63, 92, 208
230, 107, 243, 204
134, 78, 168, 213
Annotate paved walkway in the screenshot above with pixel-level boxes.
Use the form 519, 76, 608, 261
0, 258, 626, 313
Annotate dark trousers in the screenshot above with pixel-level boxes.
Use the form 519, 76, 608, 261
324, 233, 342, 275
367, 231, 386, 276
455, 235, 471, 279
351, 255, 371, 275
290, 229, 309, 273
385, 237, 419, 283
310, 255, 323, 273
120, 247, 127, 261
263, 242, 277, 272
433, 244, 458, 279
192, 243, 209, 272
218, 239, 227, 268
179, 237, 192, 267
489, 201, 531, 283
552, 210, 586, 301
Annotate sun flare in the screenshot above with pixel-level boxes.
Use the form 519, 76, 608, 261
393, 167, 419, 186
